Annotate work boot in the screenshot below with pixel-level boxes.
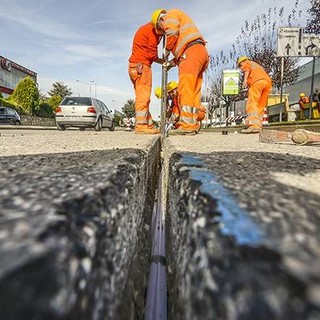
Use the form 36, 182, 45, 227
240, 127, 261, 134
169, 128, 196, 136
135, 127, 160, 134
195, 125, 201, 134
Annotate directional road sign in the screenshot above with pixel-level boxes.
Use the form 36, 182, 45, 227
277, 27, 320, 57
302, 34, 320, 57
277, 27, 303, 57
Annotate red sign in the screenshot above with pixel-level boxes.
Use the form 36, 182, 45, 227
1, 58, 12, 71
0, 56, 37, 77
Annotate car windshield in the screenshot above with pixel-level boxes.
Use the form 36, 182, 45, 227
61, 97, 92, 106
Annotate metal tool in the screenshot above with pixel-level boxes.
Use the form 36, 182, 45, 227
160, 36, 168, 140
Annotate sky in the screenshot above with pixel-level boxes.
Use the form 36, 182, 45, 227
0, 0, 311, 118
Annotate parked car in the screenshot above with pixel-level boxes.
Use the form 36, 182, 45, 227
0, 107, 21, 125
55, 97, 115, 131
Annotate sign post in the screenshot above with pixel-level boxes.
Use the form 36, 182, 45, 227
221, 70, 240, 126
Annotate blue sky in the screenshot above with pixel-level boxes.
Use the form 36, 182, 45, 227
0, 0, 310, 118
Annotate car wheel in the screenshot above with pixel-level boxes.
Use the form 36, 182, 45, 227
15, 120, 21, 125
109, 120, 115, 131
94, 117, 102, 131
79, 127, 86, 131
56, 123, 66, 131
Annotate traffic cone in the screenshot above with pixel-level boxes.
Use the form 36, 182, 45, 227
262, 107, 269, 126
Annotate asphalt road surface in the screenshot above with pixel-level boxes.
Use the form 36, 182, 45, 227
1, 127, 320, 319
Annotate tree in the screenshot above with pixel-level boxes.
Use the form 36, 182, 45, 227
34, 102, 54, 118
34, 94, 62, 118
47, 95, 62, 112
48, 82, 72, 99
10, 76, 39, 114
38, 90, 48, 101
122, 99, 135, 118
114, 114, 121, 126
305, 0, 320, 34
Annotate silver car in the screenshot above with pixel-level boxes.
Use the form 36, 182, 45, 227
55, 96, 115, 131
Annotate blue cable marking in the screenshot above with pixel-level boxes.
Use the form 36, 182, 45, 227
179, 155, 264, 246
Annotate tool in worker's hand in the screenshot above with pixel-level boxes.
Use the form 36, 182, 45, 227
160, 35, 168, 139
259, 129, 320, 145
162, 60, 175, 71
163, 48, 170, 59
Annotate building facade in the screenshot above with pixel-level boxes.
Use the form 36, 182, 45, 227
0, 55, 37, 97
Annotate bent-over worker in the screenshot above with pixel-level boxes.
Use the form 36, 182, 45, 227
237, 56, 272, 134
152, 8, 209, 135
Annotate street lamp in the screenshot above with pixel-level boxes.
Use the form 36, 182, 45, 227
90, 79, 97, 98
76, 79, 95, 98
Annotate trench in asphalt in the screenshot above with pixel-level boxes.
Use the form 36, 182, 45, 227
144, 167, 167, 320
144, 136, 170, 320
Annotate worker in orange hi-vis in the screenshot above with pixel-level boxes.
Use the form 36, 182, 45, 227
298, 92, 310, 120
155, 81, 206, 131
128, 9, 166, 134
237, 56, 272, 134
151, 8, 209, 135
155, 81, 181, 128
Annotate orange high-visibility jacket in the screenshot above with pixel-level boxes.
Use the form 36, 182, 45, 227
299, 96, 310, 110
129, 23, 162, 67
240, 60, 272, 87
162, 9, 205, 61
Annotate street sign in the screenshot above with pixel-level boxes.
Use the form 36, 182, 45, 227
222, 70, 240, 95
277, 27, 303, 57
302, 34, 320, 57
277, 28, 320, 57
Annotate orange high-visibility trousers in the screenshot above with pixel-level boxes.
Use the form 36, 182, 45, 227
128, 62, 154, 129
246, 79, 272, 129
177, 44, 209, 131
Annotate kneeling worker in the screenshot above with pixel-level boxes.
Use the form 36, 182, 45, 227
155, 81, 206, 131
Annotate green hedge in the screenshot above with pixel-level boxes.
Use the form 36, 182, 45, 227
0, 98, 19, 110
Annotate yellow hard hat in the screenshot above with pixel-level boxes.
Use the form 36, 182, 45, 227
155, 87, 162, 99
237, 56, 249, 66
167, 81, 178, 93
151, 8, 166, 29
299, 92, 305, 97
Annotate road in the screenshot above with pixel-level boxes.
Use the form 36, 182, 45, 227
0, 128, 156, 156
1, 128, 319, 198
1, 127, 320, 319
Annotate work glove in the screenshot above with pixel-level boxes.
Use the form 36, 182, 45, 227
240, 85, 248, 92
162, 60, 175, 71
